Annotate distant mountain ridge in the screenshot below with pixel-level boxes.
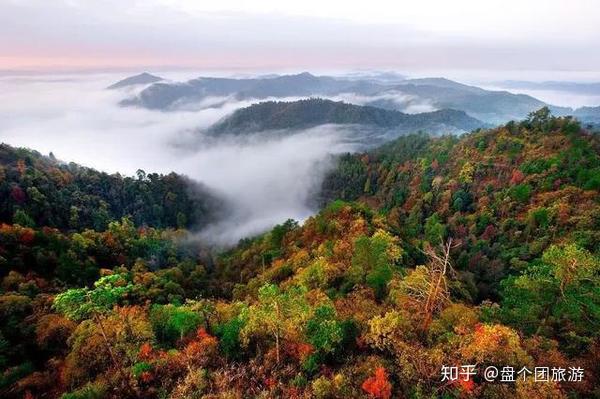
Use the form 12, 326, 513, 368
497, 80, 600, 95
207, 98, 486, 135
112, 72, 600, 126
573, 106, 600, 124
107, 72, 164, 89
384, 78, 554, 124
119, 72, 377, 109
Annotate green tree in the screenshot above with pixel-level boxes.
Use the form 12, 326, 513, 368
424, 213, 446, 245
240, 284, 309, 364
526, 106, 552, 131
305, 305, 343, 355
451, 189, 472, 212
149, 304, 202, 346
501, 244, 600, 341
348, 230, 402, 298
215, 313, 246, 359
509, 184, 532, 203
13, 209, 35, 227
53, 274, 134, 391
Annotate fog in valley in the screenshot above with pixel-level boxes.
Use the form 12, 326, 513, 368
0, 73, 364, 245
2, 70, 599, 245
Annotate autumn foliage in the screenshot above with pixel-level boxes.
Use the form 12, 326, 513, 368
362, 367, 392, 399
1, 112, 599, 398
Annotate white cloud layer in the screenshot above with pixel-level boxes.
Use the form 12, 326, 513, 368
0, 73, 360, 245
2, 71, 599, 244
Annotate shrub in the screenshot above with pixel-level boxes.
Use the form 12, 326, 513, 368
509, 184, 532, 203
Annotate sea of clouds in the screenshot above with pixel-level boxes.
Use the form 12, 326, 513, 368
0, 73, 363, 245
4, 71, 595, 245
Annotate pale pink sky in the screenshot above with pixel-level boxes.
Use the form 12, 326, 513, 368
1, 0, 599, 73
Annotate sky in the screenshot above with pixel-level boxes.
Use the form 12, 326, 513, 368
1, 0, 600, 74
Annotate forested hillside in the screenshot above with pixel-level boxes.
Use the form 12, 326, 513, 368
0, 144, 221, 231
320, 107, 600, 301
207, 99, 485, 135
1, 109, 600, 398
386, 78, 553, 124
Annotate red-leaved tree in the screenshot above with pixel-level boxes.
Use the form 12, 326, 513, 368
362, 367, 392, 399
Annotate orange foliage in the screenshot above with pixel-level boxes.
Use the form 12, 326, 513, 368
182, 328, 218, 368
362, 367, 392, 399
264, 377, 277, 388
140, 371, 154, 383
510, 169, 525, 185
20, 228, 35, 244
35, 314, 76, 350
284, 342, 314, 361
138, 342, 153, 361
457, 377, 475, 393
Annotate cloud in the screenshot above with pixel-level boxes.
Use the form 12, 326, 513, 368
0, 73, 361, 245
328, 91, 437, 114
0, 73, 234, 173
479, 85, 600, 109
182, 126, 360, 245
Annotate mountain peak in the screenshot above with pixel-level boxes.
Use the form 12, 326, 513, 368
107, 72, 164, 89
278, 72, 318, 81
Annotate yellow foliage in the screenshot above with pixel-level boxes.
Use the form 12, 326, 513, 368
515, 378, 566, 399
459, 161, 475, 184
366, 310, 413, 352
430, 303, 479, 337
460, 324, 532, 367
372, 229, 403, 262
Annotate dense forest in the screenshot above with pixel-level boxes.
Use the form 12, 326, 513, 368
0, 144, 221, 231
1, 108, 600, 398
207, 99, 484, 135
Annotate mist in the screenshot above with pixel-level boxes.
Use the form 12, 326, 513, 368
329, 91, 437, 114
480, 85, 600, 109
184, 127, 358, 245
0, 73, 362, 245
